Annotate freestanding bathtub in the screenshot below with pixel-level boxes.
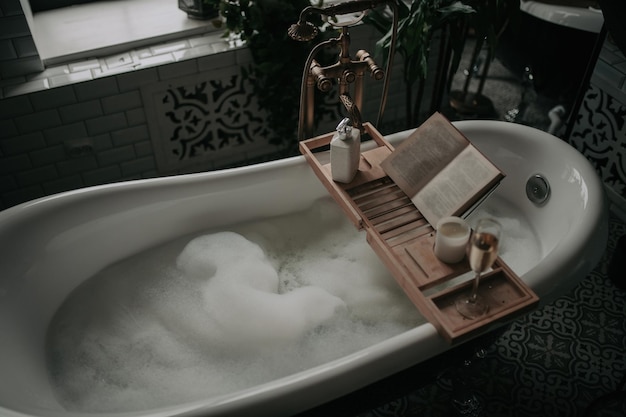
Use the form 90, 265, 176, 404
501, 1, 603, 107
0, 121, 608, 417
520, 0, 603, 34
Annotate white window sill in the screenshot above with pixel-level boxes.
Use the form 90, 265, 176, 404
0, 0, 236, 97
31, 0, 221, 65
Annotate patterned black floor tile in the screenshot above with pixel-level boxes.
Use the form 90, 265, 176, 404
472, 215, 626, 417
343, 215, 626, 417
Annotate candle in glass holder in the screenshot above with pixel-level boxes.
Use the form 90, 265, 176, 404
434, 216, 470, 264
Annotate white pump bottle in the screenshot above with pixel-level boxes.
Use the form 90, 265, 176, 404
330, 118, 361, 183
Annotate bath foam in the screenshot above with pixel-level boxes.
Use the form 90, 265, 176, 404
166, 231, 348, 352
46, 198, 424, 413
46, 197, 541, 413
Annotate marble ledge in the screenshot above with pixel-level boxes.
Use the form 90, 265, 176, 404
0, 31, 244, 100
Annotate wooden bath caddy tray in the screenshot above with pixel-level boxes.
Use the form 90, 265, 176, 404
299, 122, 539, 343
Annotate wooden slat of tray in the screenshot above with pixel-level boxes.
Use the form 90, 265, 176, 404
369, 205, 421, 230
395, 233, 469, 289
357, 188, 409, 214
300, 124, 539, 343
299, 123, 394, 229
384, 223, 433, 248
347, 176, 396, 199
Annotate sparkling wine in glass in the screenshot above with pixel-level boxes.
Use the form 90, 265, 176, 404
455, 218, 501, 319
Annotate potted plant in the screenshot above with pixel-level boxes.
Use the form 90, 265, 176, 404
220, 0, 328, 151
366, 0, 475, 128
179, 0, 221, 20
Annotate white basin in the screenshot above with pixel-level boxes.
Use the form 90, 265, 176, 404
0, 120, 608, 417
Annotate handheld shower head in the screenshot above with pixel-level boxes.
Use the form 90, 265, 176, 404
289, 0, 387, 42
288, 20, 319, 42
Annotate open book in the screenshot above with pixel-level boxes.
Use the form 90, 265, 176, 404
380, 112, 504, 227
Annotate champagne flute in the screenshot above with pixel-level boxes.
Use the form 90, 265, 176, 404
455, 218, 501, 319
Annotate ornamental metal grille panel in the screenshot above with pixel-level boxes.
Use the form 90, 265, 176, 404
569, 83, 626, 201
142, 69, 274, 174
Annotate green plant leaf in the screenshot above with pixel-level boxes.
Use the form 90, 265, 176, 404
218, 0, 331, 149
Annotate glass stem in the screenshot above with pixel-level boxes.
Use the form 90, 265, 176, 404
470, 272, 481, 302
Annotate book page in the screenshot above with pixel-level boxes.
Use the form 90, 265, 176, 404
411, 146, 503, 226
380, 113, 467, 196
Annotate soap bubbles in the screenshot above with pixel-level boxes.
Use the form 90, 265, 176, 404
47, 198, 424, 412
163, 231, 347, 353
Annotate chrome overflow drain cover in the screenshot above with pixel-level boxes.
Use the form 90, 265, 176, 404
526, 174, 550, 206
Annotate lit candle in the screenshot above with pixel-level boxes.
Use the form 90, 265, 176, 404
434, 216, 470, 264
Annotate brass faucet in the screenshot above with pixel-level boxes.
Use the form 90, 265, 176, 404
289, 0, 399, 140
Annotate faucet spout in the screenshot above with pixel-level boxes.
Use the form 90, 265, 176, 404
339, 93, 363, 135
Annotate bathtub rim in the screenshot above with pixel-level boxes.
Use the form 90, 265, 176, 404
447, 120, 609, 301
0, 120, 609, 417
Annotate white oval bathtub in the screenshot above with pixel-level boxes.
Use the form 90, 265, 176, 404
0, 121, 608, 417
520, 0, 603, 34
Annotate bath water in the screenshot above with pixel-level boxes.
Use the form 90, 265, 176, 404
46, 197, 540, 413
